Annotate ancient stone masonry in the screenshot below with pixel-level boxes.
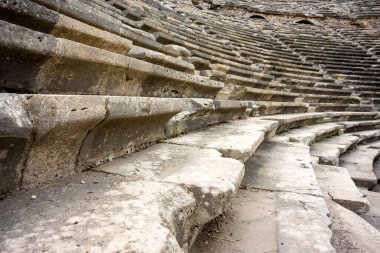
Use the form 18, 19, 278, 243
0, 0, 380, 252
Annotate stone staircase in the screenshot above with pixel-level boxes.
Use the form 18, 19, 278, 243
1, 0, 380, 252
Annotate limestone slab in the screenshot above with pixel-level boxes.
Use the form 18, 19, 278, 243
272, 123, 343, 145
351, 129, 380, 143
260, 112, 327, 133
311, 134, 360, 165
314, 164, 369, 214
0, 172, 196, 253
277, 192, 334, 253
340, 140, 380, 188
359, 188, 380, 231
95, 143, 245, 225
164, 99, 248, 138
0, 94, 32, 195
167, 118, 278, 162
192, 189, 279, 253
327, 198, 380, 253
77, 96, 183, 169
243, 141, 322, 196
22, 95, 106, 190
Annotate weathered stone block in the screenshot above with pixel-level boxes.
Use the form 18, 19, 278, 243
0, 94, 32, 195
22, 95, 106, 189
77, 97, 183, 169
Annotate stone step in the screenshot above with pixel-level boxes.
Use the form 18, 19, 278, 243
340, 140, 380, 188
311, 103, 374, 112
225, 74, 281, 89
0, 20, 223, 97
289, 86, 353, 97
194, 139, 335, 253
31, 0, 179, 56
351, 129, 380, 143
166, 118, 278, 163
0, 0, 133, 55
271, 123, 343, 145
301, 94, 361, 104
259, 112, 379, 134
0, 94, 248, 195
217, 86, 298, 102
0, 140, 245, 253
311, 134, 360, 166
248, 101, 309, 116
313, 163, 369, 214
94, 143, 244, 228
127, 45, 195, 73
360, 187, 380, 231
326, 198, 380, 253
339, 119, 380, 132
0, 172, 197, 252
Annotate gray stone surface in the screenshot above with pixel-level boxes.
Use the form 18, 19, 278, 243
164, 99, 247, 138
271, 123, 342, 145
77, 96, 183, 169
351, 129, 380, 143
0, 94, 32, 195
314, 164, 369, 214
23, 95, 106, 189
260, 112, 327, 133
192, 189, 279, 253
244, 141, 322, 196
340, 140, 380, 188
167, 118, 278, 162
359, 188, 380, 231
327, 198, 380, 253
311, 134, 360, 166
128, 45, 195, 73
0, 171, 195, 253
277, 192, 334, 253
95, 143, 244, 225
193, 138, 334, 253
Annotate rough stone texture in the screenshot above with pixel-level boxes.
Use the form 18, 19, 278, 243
0, 171, 196, 253
95, 143, 244, 225
340, 140, 380, 188
271, 123, 343, 145
327, 198, 380, 253
192, 190, 279, 253
0, 19, 57, 93
128, 45, 195, 73
311, 134, 360, 166
351, 129, 380, 143
167, 118, 278, 162
260, 112, 327, 133
0, 94, 32, 195
77, 96, 183, 169
314, 164, 369, 214
194, 137, 334, 253
1, 20, 223, 98
277, 192, 334, 253
164, 99, 248, 138
243, 141, 322, 196
22, 95, 106, 189
359, 187, 380, 231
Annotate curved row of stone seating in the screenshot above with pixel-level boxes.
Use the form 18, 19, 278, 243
1, 102, 380, 252
191, 112, 380, 253
2, 0, 374, 112
198, 0, 380, 18
0, 1, 379, 252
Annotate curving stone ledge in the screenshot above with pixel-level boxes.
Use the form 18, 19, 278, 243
0, 20, 223, 98
0, 142, 245, 253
